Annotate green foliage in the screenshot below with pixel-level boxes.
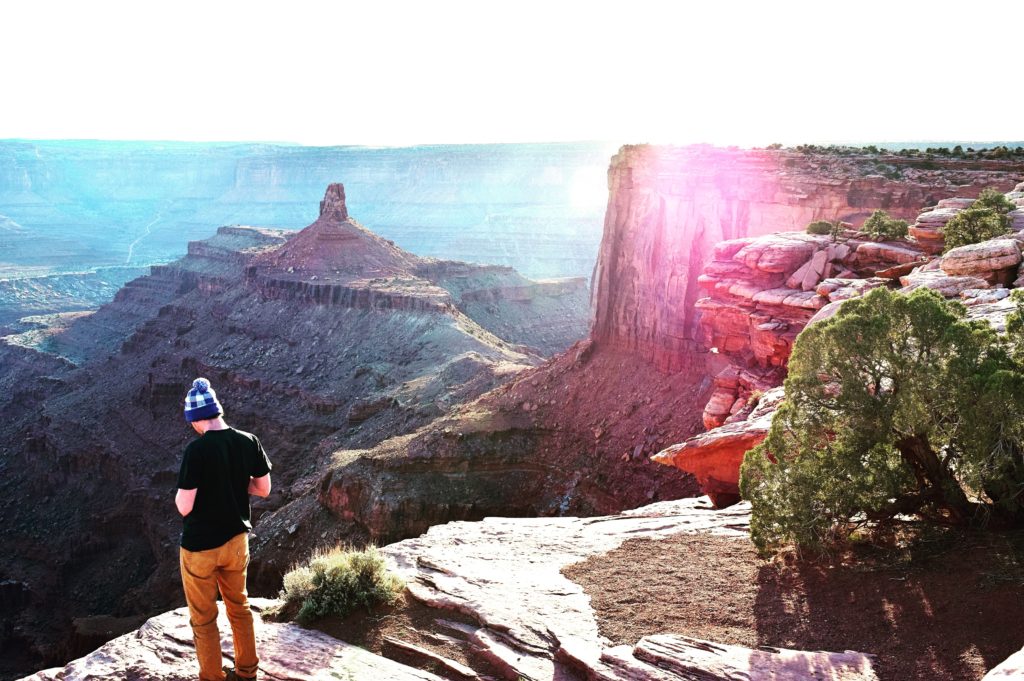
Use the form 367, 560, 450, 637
1005, 290, 1024, 362
747, 389, 765, 409
794, 143, 884, 156
806, 220, 845, 241
740, 287, 1024, 554
972, 188, 1016, 214
277, 545, 404, 623
859, 210, 908, 241
942, 207, 1011, 253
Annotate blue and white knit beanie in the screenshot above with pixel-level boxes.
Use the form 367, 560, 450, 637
184, 377, 223, 422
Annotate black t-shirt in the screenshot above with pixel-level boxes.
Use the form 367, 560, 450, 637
176, 427, 272, 552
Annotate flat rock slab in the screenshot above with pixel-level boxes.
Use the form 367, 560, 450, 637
19, 599, 443, 681
382, 497, 876, 681
561, 634, 877, 681
986, 646, 1024, 679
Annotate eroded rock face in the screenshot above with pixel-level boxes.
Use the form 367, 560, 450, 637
691, 230, 931, 437
940, 239, 1022, 285
655, 184, 1024, 507
653, 387, 784, 507
590, 144, 1024, 372
252, 343, 710, 587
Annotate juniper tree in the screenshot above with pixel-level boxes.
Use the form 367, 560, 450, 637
941, 188, 1014, 253
740, 287, 1024, 552
860, 210, 908, 241
942, 207, 1011, 252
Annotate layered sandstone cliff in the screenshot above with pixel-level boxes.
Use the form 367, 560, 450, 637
591, 145, 1024, 371
655, 180, 1024, 507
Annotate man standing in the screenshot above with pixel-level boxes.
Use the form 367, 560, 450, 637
175, 377, 272, 681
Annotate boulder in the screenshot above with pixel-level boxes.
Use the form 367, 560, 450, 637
785, 249, 831, 291
909, 205, 968, 255
733, 236, 820, 274
808, 299, 846, 325
816, 277, 891, 302
1009, 208, 1024, 232
702, 387, 739, 430
855, 241, 929, 266
966, 296, 1018, 334
940, 239, 1021, 284
961, 288, 1011, 306
901, 270, 990, 298
654, 387, 784, 507
937, 197, 977, 209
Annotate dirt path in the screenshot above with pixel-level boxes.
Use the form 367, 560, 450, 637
125, 210, 163, 264
562, 530, 1024, 681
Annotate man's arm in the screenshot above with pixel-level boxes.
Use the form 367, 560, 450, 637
248, 474, 271, 497
176, 488, 197, 516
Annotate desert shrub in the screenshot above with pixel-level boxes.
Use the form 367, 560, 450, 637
859, 209, 908, 241
740, 287, 1024, 554
942, 207, 1011, 253
276, 545, 404, 623
806, 220, 844, 241
972, 188, 1016, 214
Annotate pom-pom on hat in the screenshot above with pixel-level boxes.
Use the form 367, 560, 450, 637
184, 377, 223, 422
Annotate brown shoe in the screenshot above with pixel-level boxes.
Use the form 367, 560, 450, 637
222, 666, 257, 680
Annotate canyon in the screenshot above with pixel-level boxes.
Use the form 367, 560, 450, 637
0, 184, 589, 677
290, 145, 1024, 549
0, 140, 613, 325
6, 145, 1024, 681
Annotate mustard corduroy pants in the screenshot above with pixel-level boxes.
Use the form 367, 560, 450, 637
179, 532, 259, 680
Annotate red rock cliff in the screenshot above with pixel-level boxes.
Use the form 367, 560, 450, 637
590, 145, 1024, 372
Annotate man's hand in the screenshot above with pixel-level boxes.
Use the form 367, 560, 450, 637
248, 474, 271, 498
175, 488, 197, 516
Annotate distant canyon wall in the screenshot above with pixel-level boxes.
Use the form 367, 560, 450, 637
590, 145, 1024, 372
0, 140, 614, 280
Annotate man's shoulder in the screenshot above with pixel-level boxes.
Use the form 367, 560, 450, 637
228, 427, 259, 442
227, 427, 262, 449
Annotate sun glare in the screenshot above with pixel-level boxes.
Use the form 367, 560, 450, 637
570, 166, 609, 209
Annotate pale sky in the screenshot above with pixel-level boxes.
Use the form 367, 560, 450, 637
1, 0, 1020, 147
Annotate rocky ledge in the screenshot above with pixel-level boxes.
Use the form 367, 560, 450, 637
18, 598, 448, 681
23, 498, 885, 681
655, 182, 1024, 506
